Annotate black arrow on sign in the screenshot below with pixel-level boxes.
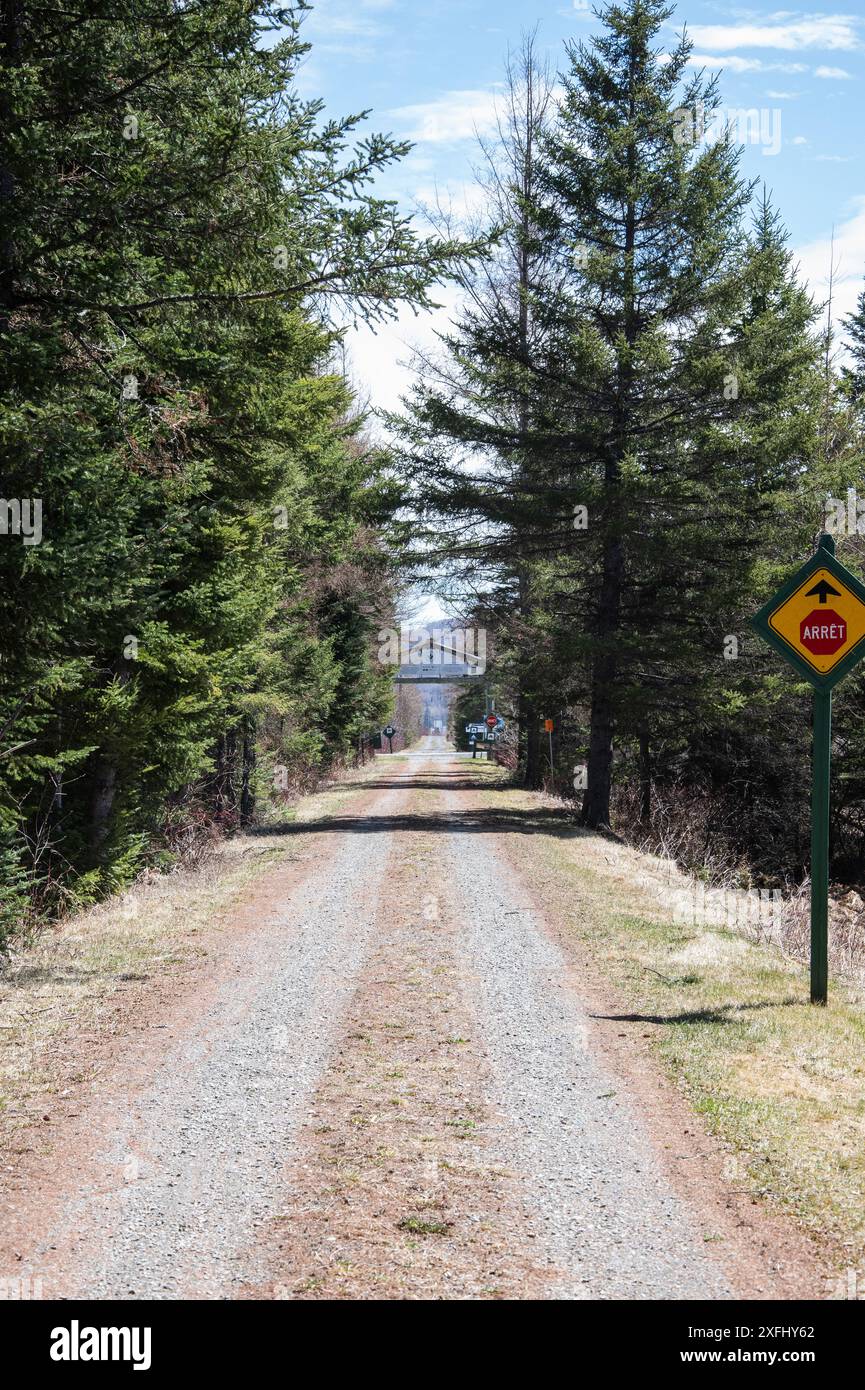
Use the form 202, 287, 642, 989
805, 579, 842, 605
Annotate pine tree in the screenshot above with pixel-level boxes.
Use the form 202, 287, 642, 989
391, 0, 824, 839
841, 283, 865, 404
388, 32, 565, 787
0, 1, 478, 919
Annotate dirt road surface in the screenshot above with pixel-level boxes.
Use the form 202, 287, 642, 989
0, 740, 825, 1300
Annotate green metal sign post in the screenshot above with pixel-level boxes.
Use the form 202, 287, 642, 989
810, 688, 831, 1004
750, 534, 865, 1004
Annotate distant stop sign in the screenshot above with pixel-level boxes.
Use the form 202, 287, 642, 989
485, 714, 498, 728
800, 609, 848, 655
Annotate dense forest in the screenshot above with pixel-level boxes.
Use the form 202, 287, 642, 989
3, 0, 865, 949
393, 3, 865, 891
0, 0, 474, 942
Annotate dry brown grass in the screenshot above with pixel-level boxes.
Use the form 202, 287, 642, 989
479, 778, 865, 1276
0, 760, 387, 1126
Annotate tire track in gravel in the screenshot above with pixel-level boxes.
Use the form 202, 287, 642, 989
437, 760, 735, 1300
9, 770, 417, 1299
5, 741, 807, 1300
249, 742, 741, 1300
243, 753, 555, 1300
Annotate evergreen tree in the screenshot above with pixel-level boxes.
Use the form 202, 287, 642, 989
388, 32, 565, 787
392, 0, 824, 843
0, 1, 477, 920
841, 283, 865, 405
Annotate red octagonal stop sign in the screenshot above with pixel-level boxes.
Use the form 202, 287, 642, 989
800, 609, 848, 655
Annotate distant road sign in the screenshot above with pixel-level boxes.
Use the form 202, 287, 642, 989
465, 722, 485, 734
544, 718, 553, 732
485, 714, 498, 729
383, 725, 396, 737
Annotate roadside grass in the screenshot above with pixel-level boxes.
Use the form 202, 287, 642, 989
398, 1215, 452, 1236
478, 779, 865, 1270
0, 758, 390, 1133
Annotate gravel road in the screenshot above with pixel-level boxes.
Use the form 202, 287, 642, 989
442, 784, 732, 1299
12, 740, 748, 1298
28, 784, 404, 1299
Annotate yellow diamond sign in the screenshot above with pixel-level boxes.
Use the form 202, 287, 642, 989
767, 565, 865, 676
751, 537, 865, 1005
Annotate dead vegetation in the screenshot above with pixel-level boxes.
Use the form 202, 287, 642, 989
481, 776, 865, 1272
605, 778, 865, 989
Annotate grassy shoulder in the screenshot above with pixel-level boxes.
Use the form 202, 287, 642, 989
0, 756, 392, 1135
478, 775, 865, 1276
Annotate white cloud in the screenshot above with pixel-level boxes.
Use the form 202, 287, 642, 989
410, 595, 451, 626
688, 16, 861, 52
794, 196, 865, 333
388, 89, 502, 143
686, 53, 808, 72
815, 64, 853, 77
344, 284, 464, 420
304, 1, 389, 42
413, 180, 490, 227
687, 52, 764, 71
307, 18, 379, 39
793, 134, 809, 143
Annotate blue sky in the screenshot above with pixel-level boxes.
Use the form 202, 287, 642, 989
293, 2, 865, 413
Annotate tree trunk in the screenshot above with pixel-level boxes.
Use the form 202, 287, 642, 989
215, 729, 237, 820
516, 554, 543, 787
581, 530, 624, 828
89, 655, 134, 853
524, 697, 543, 789
512, 48, 549, 795
240, 718, 256, 826
517, 687, 527, 769
639, 722, 651, 823
581, 75, 637, 832
0, 3, 21, 337
89, 757, 117, 853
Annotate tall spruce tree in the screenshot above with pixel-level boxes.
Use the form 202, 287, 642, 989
392, 0, 824, 834
388, 32, 566, 787
534, 0, 758, 826
0, 1, 477, 928
841, 283, 865, 405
